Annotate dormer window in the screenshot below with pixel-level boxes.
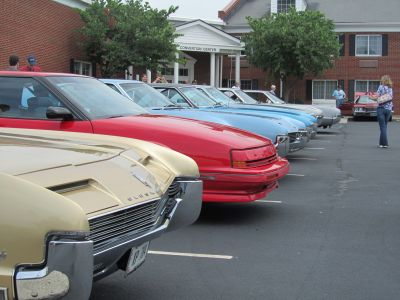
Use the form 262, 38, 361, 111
277, 0, 295, 13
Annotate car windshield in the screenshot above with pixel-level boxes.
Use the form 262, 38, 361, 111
202, 87, 231, 105
180, 87, 218, 107
234, 89, 259, 104
265, 91, 286, 104
46, 77, 148, 119
357, 95, 376, 104
120, 82, 175, 108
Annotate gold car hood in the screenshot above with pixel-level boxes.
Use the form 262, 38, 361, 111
0, 132, 125, 175
0, 134, 124, 176
0, 128, 199, 216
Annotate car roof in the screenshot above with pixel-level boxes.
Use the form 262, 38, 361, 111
243, 90, 267, 93
0, 71, 88, 78
100, 78, 142, 84
150, 83, 196, 88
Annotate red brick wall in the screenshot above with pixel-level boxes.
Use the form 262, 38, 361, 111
0, 0, 86, 72
223, 32, 400, 114
189, 52, 211, 85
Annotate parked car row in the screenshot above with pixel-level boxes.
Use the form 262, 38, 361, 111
0, 72, 294, 299
0, 71, 340, 299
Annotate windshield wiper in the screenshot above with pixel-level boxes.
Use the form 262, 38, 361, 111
105, 115, 125, 119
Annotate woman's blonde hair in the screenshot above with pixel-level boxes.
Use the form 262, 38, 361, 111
380, 75, 393, 87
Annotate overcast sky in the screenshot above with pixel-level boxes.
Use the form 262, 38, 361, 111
144, 0, 231, 21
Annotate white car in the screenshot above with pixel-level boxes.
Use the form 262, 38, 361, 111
244, 90, 341, 128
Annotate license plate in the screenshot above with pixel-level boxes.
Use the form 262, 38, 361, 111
126, 242, 149, 274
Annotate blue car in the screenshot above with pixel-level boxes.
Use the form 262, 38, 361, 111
217, 87, 319, 137
100, 79, 307, 156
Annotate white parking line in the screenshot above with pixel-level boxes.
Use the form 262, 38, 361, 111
287, 173, 305, 177
289, 158, 317, 161
304, 147, 325, 150
148, 251, 233, 260
256, 200, 282, 204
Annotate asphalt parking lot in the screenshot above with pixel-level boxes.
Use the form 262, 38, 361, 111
91, 118, 400, 300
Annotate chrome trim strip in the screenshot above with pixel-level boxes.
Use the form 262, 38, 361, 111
87, 197, 161, 221
16, 240, 93, 300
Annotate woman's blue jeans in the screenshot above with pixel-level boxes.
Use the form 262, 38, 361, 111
377, 106, 392, 146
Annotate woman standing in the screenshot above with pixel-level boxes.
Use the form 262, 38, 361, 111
375, 75, 393, 148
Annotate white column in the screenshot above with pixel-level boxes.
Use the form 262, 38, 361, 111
127, 66, 133, 80
210, 52, 216, 87
215, 54, 220, 88
220, 54, 223, 87
174, 52, 179, 84
146, 69, 151, 83
235, 51, 241, 87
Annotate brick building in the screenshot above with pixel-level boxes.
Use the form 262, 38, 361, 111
217, 0, 400, 113
0, 0, 93, 75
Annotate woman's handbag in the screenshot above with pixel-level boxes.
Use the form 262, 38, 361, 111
377, 93, 392, 104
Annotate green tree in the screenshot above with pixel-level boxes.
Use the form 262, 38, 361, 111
78, 0, 179, 77
243, 8, 340, 99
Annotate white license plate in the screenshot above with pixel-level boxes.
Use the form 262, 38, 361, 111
126, 242, 150, 274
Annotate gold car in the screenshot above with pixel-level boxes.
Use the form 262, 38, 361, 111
0, 128, 202, 300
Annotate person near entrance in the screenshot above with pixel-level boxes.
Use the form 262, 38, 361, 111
270, 84, 277, 96
332, 85, 346, 108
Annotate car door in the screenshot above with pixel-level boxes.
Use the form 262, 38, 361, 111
0, 76, 93, 132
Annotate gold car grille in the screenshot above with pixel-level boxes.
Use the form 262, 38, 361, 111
89, 181, 181, 251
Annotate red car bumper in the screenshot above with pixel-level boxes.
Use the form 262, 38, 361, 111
201, 157, 290, 202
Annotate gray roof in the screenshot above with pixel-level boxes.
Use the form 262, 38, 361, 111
307, 0, 400, 23
222, 0, 400, 27
224, 0, 270, 25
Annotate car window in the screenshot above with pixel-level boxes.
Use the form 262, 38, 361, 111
0, 77, 64, 120
161, 89, 191, 107
234, 90, 258, 104
180, 87, 217, 107
46, 77, 148, 119
357, 95, 376, 104
203, 87, 231, 105
265, 91, 286, 104
106, 83, 122, 94
248, 92, 269, 103
119, 83, 175, 108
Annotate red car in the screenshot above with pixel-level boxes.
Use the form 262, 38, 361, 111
0, 72, 289, 203
340, 92, 381, 120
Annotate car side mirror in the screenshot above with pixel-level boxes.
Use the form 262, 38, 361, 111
46, 106, 73, 120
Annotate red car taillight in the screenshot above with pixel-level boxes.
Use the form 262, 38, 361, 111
231, 145, 277, 168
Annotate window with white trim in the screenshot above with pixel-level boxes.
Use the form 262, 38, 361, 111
73, 60, 92, 76
356, 35, 382, 56
355, 80, 380, 93
312, 80, 337, 100
277, 0, 295, 13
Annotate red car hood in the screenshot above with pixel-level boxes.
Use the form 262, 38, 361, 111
92, 114, 271, 150
354, 103, 377, 108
